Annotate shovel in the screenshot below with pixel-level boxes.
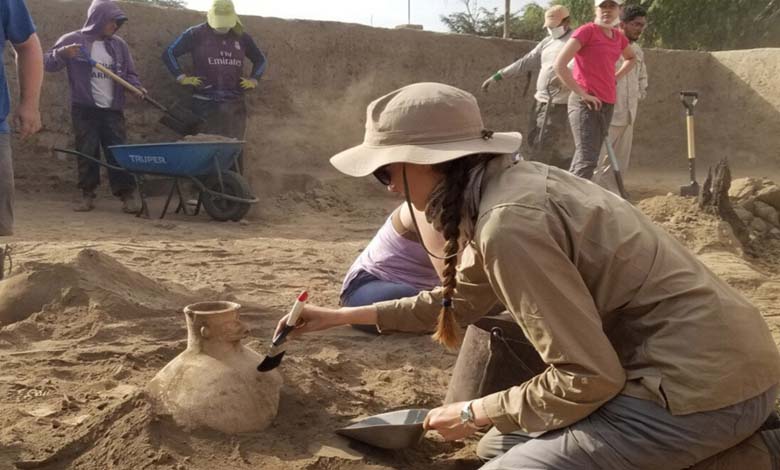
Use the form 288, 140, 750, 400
80, 47, 203, 135
679, 91, 700, 197
533, 77, 562, 163
257, 291, 308, 372
598, 113, 629, 199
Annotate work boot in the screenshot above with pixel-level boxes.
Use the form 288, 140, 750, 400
73, 192, 95, 212
121, 192, 141, 214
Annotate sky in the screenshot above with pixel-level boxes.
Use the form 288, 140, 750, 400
183, 0, 542, 33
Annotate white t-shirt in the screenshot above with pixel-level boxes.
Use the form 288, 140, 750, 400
90, 41, 115, 108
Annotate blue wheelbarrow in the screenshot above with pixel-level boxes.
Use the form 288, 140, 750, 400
54, 141, 258, 221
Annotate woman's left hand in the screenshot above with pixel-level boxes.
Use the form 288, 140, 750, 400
423, 402, 481, 441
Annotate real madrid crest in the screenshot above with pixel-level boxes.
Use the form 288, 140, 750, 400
235, 41, 241, 50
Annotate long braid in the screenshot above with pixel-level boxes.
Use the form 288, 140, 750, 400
431, 159, 471, 349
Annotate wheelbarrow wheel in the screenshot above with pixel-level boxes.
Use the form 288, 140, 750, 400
201, 170, 252, 222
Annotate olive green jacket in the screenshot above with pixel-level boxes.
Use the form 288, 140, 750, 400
376, 157, 780, 434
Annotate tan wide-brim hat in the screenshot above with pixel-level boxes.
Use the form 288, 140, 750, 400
543, 5, 570, 28
330, 82, 522, 177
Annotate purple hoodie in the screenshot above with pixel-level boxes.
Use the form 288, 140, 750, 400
44, 0, 142, 111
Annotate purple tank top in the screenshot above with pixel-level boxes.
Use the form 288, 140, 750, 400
341, 216, 440, 295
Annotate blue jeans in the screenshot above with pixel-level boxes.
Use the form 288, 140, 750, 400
341, 271, 421, 333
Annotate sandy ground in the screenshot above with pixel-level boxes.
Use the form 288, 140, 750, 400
2, 168, 780, 470
0, 3, 777, 467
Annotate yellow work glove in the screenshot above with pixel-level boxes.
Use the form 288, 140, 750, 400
240, 78, 258, 90
177, 75, 204, 87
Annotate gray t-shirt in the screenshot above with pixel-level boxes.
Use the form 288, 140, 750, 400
499, 30, 573, 105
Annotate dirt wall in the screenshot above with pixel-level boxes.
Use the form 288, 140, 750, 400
13, 0, 780, 201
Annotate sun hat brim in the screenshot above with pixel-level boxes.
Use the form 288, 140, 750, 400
330, 132, 522, 177
207, 10, 239, 29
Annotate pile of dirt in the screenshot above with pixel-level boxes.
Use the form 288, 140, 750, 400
0, 249, 201, 467
637, 194, 745, 255
0, 247, 466, 469
0, 248, 195, 329
638, 190, 780, 277
179, 134, 239, 143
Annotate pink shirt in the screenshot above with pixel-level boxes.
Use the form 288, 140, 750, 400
341, 215, 440, 295
571, 23, 629, 104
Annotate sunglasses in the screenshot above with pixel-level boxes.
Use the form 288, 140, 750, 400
373, 165, 391, 186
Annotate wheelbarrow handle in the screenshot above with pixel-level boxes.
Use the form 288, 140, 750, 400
53, 147, 127, 173
680, 91, 698, 115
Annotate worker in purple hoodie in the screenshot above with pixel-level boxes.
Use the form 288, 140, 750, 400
44, 0, 144, 213
162, 0, 266, 174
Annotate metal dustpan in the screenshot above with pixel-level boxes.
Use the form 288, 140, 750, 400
336, 408, 429, 450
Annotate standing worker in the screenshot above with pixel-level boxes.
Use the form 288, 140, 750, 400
162, 0, 267, 174
554, 0, 636, 181
481, 6, 573, 169
0, 0, 43, 237
44, 0, 144, 213
593, 5, 648, 195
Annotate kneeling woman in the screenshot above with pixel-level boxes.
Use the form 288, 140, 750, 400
274, 82, 780, 469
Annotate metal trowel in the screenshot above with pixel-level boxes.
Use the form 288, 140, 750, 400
336, 408, 430, 449
257, 291, 308, 372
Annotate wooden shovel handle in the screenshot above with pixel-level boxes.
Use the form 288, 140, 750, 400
92, 62, 169, 113
93, 62, 143, 97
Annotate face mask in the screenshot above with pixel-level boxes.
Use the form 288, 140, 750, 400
214, 26, 231, 35
594, 16, 620, 28
547, 25, 566, 39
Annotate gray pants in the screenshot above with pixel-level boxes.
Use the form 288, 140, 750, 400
525, 101, 571, 170
0, 134, 13, 236
477, 385, 778, 470
568, 93, 614, 180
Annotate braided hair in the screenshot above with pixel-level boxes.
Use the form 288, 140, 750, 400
427, 154, 493, 348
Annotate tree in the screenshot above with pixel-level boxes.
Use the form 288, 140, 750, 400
504, 0, 511, 38
441, 0, 779, 50
125, 0, 186, 8
549, 0, 595, 27
440, 0, 547, 41
640, 0, 780, 50
440, 0, 502, 37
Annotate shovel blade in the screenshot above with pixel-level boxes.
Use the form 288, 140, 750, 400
160, 102, 204, 136
159, 114, 200, 136
680, 181, 700, 197
257, 350, 286, 372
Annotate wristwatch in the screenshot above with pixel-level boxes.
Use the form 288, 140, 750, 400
460, 400, 477, 426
